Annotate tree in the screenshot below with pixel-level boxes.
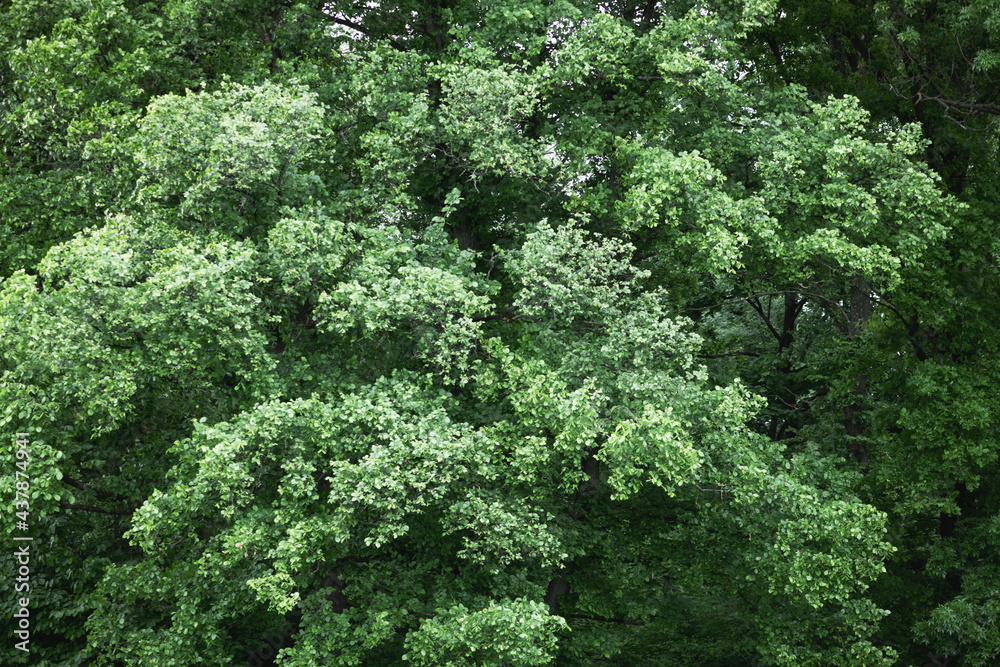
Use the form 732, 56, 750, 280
3, 0, 993, 665
738, 3, 1000, 664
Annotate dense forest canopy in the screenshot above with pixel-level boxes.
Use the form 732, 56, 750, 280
2, 0, 999, 665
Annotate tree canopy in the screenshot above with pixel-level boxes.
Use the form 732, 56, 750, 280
2, 0, 999, 665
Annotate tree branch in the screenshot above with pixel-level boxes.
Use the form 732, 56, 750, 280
747, 296, 783, 344
59, 502, 135, 516
564, 613, 645, 626
62, 476, 135, 503
697, 352, 760, 358
320, 11, 407, 52
918, 94, 1000, 116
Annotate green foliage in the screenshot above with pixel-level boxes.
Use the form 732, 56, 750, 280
4, 0, 999, 665
403, 599, 568, 666
132, 80, 325, 234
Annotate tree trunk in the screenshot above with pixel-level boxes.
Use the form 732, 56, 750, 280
844, 277, 871, 464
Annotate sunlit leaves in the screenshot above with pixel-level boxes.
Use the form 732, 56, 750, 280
133, 80, 324, 231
